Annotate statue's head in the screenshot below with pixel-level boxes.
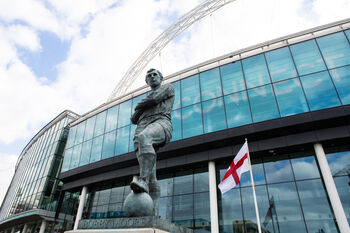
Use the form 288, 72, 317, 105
145, 68, 163, 89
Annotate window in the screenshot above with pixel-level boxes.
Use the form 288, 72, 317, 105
290, 40, 326, 76
182, 103, 203, 138
273, 78, 309, 117
90, 135, 103, 163
84, 116, 96, 141
94, 111, 106, 137
79, 140, 92, 166
118, 100, 132, 128
265, 47, 297, 82
297, 179, 338, 232
242, 54, 271, 88
101, 131, 116, 159
221, 62, 245, 95
181, 75, 200, 107
74, 121, 86, 144
70, 144, 82, 169
116, 126, 130, 155
329, 66, 350, 104
105, 105, 119, 133
202, 97, 227, 133
200, 68, 222, 101
248, 84, 279, 122
300, 71, 340, 111
224, 91, 252, 128
171, 110, 182, 141
317, 32, 350, 69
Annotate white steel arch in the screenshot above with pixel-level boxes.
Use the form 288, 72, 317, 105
108, 0, 236, 101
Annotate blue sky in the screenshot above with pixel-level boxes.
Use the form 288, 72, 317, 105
0, 0, 349, 206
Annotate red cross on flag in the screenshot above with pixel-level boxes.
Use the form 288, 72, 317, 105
218, 141, 250, 194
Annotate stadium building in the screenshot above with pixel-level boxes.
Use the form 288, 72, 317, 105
1, 17, 350, 233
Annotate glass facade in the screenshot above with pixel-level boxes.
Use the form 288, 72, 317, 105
0, 112, 77, 222
86, 168, 210, 233
218, 150, 338, 233
62, 29, 350, 172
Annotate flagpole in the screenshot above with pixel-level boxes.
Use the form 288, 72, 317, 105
245, 138, 262, 233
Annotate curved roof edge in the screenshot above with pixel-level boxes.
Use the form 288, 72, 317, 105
69, 17, 350, 127
15, 110, 80, 170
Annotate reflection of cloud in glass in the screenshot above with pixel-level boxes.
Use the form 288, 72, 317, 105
291, 160, 320, 180
326, 151, 350, 176
264, 160, 293, 183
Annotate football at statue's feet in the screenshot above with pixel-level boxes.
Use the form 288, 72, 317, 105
123, 191, 154, 217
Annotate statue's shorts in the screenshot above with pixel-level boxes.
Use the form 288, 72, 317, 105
133, 118, 172, 155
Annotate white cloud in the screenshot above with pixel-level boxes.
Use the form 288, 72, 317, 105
0, 0, 61, 36
6, 25, 41, 51
0, 153, 18, 206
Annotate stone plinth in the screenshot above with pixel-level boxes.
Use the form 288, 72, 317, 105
74, 217, 192, 233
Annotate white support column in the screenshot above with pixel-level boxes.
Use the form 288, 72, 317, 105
10, 227, 15, 233
22, 224, 28, 233
73, 186, 88, 230
38, 220, 46, 233
314, 143, 350, 233
209, 161, 219, 233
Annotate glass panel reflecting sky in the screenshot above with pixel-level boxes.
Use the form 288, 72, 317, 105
242, 54, 271, 88
224, 91, 252, 128
333, 176, 350, 223
273, 78, 309, 117
75, 121, 86, 145
301, 71, 340, 111
264, 157, 294, 183
240, 159, 266, 186
248, 84, 279, 122
173, 194, 193, 228
182, 103, 203, 138
94, 111, 106, 137
345, 30, 350, 41
67, 126, 77, 148
61, 148, 72, 172
317, 32, 350, 69
70, 144, 82, 170
241, 186, 273, 233
105, 105, 119, 133
181, 75, 200, 107
290, 156, 320, 180
221, 62, 245, 95
297, 179, 337, 233
329, 66, 350, 104
116, 126, 130, 155
90, 135, 103, 163
218, 187, 242, 233
290, 40, 326, 76
84, 116, 96, 141
202, 97, 227, 133
79, 140, 92, 166
200, 68, 222, 101
101, 131, 115, 159
267, 182, 307, 233
118, 100, 132, 128
326, 151, 350, 176
171, 110, 182, 141
265, 47, 297, 82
